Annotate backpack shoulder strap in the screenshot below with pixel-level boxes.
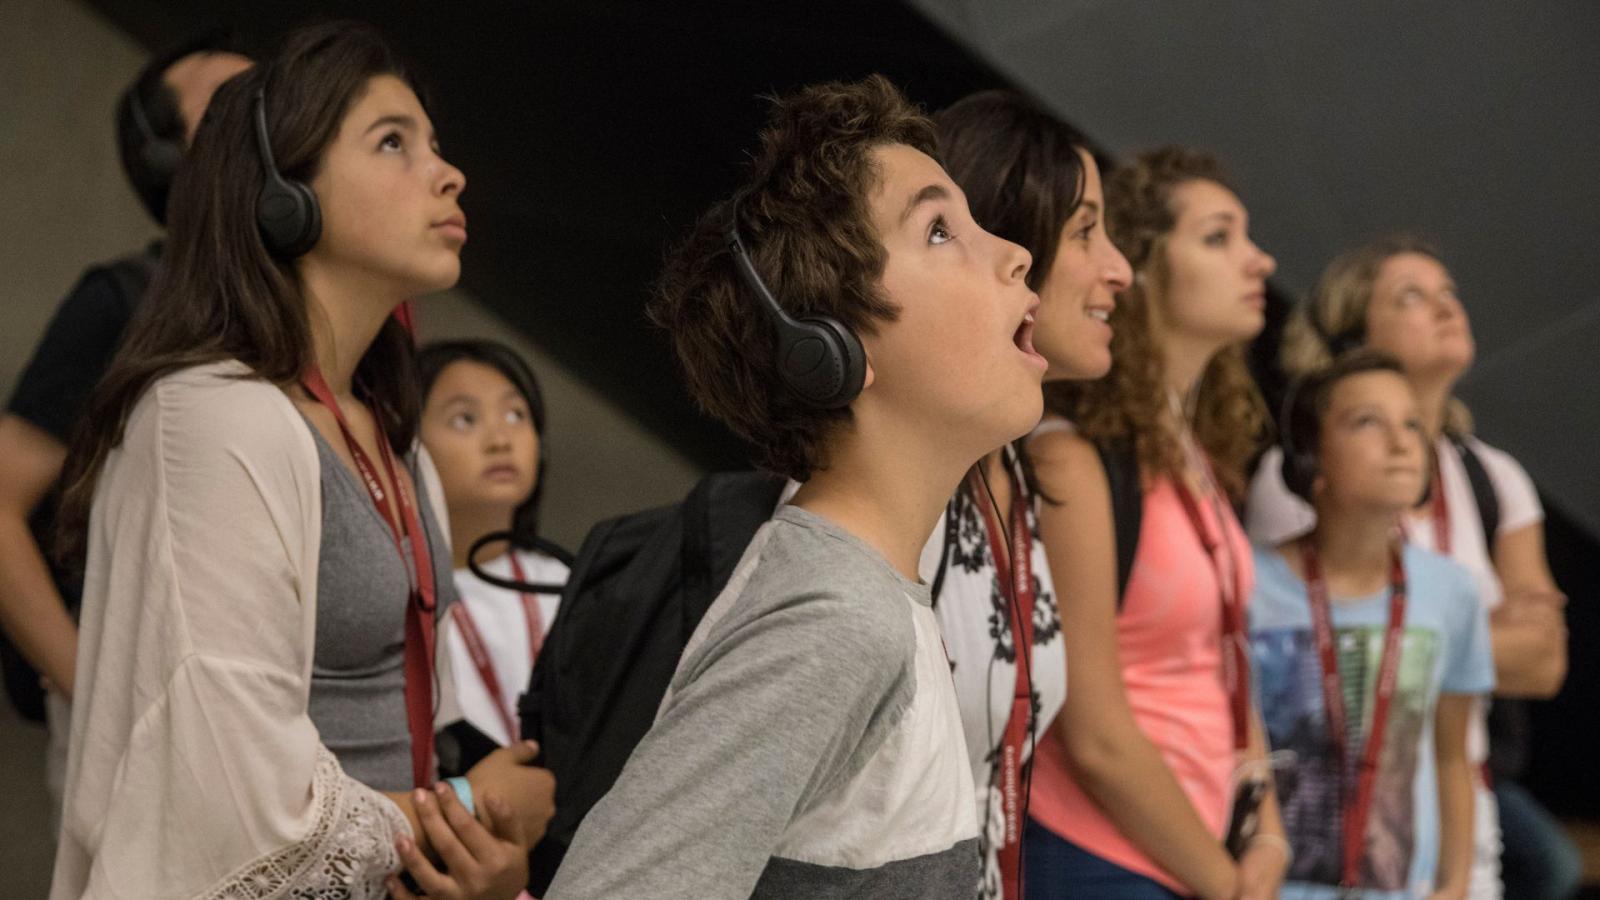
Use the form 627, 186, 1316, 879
1449, 434, 1501, 545
1095, 438, 1143, 610
681, 471, 786, 625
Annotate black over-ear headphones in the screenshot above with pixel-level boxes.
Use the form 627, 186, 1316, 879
1309, 311, 1364, 359
725, 196, 867, 410
252, 84, 322, 258
1278, 375, 1320, 502
126, 83, 185, 189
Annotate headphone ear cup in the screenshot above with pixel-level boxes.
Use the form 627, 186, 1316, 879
1282, 446, 1318, 503
777, 316, 865, 410
257, 175, 322, 258
141, 138, 184, 189
818, 315, 867, 406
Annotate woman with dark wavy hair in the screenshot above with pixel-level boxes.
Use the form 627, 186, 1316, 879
1022, 147, 1285, 899
53, 23, 550, 900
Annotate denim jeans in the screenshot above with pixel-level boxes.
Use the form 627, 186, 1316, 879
1023, 817, 1188, 899
1495, 778, 1583, 900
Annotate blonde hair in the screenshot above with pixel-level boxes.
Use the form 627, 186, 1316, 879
1281, 233, 1473, 434
1045, 147, 1266, 500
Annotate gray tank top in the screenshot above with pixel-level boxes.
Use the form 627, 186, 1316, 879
305, 422, 456, 792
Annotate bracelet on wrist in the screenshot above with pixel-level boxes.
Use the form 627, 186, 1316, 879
443, 776, 476, 816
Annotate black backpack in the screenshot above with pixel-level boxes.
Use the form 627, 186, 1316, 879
516, 470, 785, 895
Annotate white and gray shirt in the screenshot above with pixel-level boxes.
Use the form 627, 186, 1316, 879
546, 505, 979, 899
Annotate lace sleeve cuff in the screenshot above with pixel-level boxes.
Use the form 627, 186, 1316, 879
198, 746, 413, 899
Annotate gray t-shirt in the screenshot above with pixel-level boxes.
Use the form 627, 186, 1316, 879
305, 424, 456, 792
547, 505, 979, 900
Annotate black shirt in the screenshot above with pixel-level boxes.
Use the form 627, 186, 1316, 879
8, 244, 158, 444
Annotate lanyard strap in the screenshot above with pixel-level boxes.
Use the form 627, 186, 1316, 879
450, 553, 547, 742
1430, 452, 1452, 554
1172, 478, 1252, 751
969, 468, 1036, 900
302, 367, 438, 788
1303, 542, 1408, 891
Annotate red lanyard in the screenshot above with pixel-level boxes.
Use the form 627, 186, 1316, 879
449, 552, 547, 742
1172, 478, 1252, 751
1303, 542, 1408, 892
1403, 452, 1451, 555
302, 367, 438, 789
968, 467, 1035, 900
1430, 452, 1452, 554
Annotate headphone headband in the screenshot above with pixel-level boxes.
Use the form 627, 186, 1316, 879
251, 86, 281, 173
725, 196, 802, 331
124, 79, 185, 203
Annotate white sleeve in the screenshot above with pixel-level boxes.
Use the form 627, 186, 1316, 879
52, 371, 410, 900
1468, 437, 1544, 536
1244, 447, 1317, 546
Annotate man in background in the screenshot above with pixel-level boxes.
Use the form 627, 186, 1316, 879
0, 33, 251, 814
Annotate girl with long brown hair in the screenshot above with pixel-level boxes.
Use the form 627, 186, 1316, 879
1023, 148, 1286, 898
52, 23, 551, 900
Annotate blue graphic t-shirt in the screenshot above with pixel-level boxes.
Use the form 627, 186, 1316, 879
1249, 544, 1494, 899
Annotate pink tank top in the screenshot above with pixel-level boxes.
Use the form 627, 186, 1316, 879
1029, 477, 1254, 893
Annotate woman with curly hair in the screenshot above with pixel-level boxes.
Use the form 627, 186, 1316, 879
1022, 148, 1286, 899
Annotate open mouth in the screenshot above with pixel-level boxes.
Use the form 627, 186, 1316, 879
1086, 307, 1111, 324
1013, 303, 1047, 368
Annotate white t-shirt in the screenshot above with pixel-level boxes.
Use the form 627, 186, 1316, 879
443, 548, 569, 746
1246, 433, 1543, 899
919, 451, 1067, 900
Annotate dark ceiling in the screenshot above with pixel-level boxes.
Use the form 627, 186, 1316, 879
913, 0, 1600, 539
87, 0, 1017, 472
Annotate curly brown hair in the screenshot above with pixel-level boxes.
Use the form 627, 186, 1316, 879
1044, 146, 1267, 499
647, 74, 936, 480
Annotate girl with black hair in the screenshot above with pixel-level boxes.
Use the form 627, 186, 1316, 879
419, 340, 569, 756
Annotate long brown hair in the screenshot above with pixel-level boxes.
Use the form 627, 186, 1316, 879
1046, 147, 1267, 499
59, 22, 426, 563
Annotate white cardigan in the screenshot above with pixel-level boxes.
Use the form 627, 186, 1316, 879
51, 360, 456, 900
